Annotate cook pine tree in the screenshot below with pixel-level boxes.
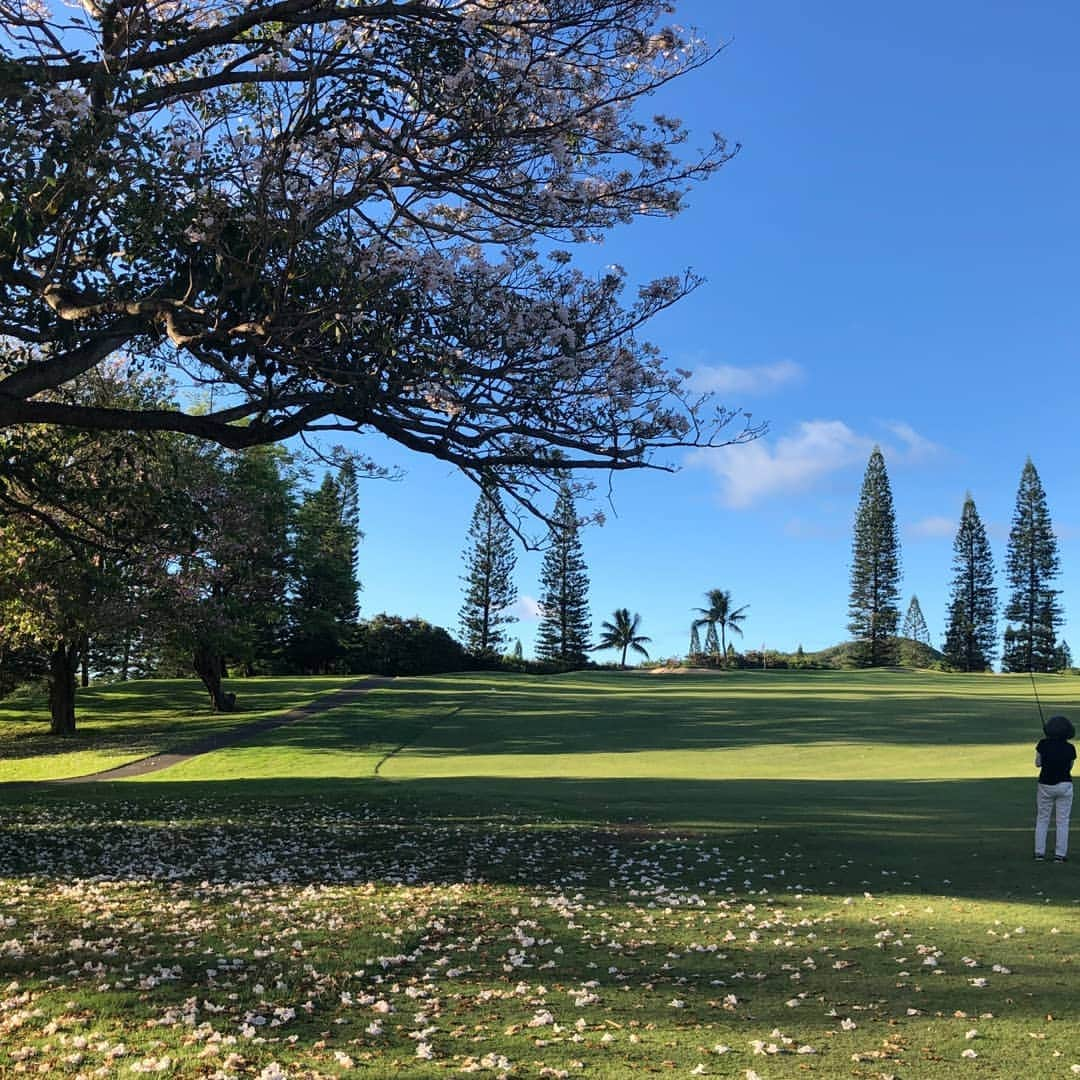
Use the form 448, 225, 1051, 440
1054, 639, 1072, 672
1003, 459, 1061, 673
901, 595, 931, 645
535, 484, 591, 666
459, 487, 518, 659
848, 447, 902, 667
943, 494, 997, 672
287, 466, 362, 674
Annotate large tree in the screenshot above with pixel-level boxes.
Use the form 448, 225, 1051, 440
159, 442, 297, 707
459, 487, 518, 660
1003, 459, 1061, 673
847, 446, 901, 667
942, 494, 997, 672
286, 466, 362, 674
693, 588, 747, 665
535, 483, 591, 666
0, 1, 762, 513
0, 367, 182, 732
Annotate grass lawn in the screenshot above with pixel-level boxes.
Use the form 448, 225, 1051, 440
1, 669, 1078, 1078
0, 676, 355, 781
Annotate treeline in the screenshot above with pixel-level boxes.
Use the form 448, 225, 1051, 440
458, 482, 593, 668
0, 369, 470, 733
847, 448, 1068, 672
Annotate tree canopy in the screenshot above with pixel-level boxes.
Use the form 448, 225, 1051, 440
595, 607, 650, 668
901, 595, 931, 647
459, 486, 518, 659
693, 588, 746, 663
847, 446, 901, 667
535, 481, 591, 665
1003, 459, 1060, 673
0, 0, 761, 514
942, 494, 997, 672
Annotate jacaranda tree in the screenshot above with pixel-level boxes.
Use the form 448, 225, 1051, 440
0, 1, 762, 514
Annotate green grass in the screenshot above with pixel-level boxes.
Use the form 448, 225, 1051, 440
1, 668, 1078, 1077
0, 676, 353, 780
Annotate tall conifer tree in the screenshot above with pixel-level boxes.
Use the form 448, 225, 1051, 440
847, 446, 901, 666
459, 487, 518, 659
902, 595, 931, 645
287, 470, 362, 673
1054, 639, 1072, 672
942, 495, 997, 672
535, 484, 591, 665
1003, 459, 1061, 672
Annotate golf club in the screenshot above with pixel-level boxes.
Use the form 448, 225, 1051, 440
1030, 668, 1046, 732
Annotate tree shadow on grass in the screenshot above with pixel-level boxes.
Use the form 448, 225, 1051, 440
0, 677, 355, 764
191, 671, 1068, 758
2, 774, 1067, 904
3, 672, 1070, 772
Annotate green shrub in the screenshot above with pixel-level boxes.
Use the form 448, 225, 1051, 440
345, 614, 469, 676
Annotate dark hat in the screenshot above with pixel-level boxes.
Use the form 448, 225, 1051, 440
1044, 714, 1075, 739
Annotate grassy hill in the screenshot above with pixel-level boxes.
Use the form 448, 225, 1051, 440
809, 635, 950, 668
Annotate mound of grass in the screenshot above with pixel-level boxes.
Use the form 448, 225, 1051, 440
809, 637, 950, 669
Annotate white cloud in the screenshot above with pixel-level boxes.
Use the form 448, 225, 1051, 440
908, 515, 955, 539
885, 420, 942, 463
690, 419, 873, 508
506, 595, 542, 621
690, 359, 803, 396
690, 418, 942, 509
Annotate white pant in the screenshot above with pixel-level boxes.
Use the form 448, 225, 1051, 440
1035, 782, 1073, 857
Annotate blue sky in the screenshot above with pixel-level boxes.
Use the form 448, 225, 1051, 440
347, 0, 1080, 666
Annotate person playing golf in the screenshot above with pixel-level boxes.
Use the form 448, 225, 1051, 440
1034, 714, 1076, 862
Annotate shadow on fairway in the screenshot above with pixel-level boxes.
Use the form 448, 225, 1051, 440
0, 678, 352, 763
212, 671, 1067, 758
6, 774, 1064, 903
5, 672, 1071, 771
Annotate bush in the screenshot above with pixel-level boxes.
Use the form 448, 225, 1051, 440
345, 614, 469, 676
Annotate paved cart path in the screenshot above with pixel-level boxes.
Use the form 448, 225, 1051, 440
54, 678, 394, 783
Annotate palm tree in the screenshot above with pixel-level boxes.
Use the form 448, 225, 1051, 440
693, 589, 748, 665
595, 608, 651, 669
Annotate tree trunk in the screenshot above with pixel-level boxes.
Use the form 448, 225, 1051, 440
49, 641, 78, 736
192, 646, 236, 712
79, 634, 90, 688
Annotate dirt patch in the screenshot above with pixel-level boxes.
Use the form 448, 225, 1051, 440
646, 666, 720, 675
